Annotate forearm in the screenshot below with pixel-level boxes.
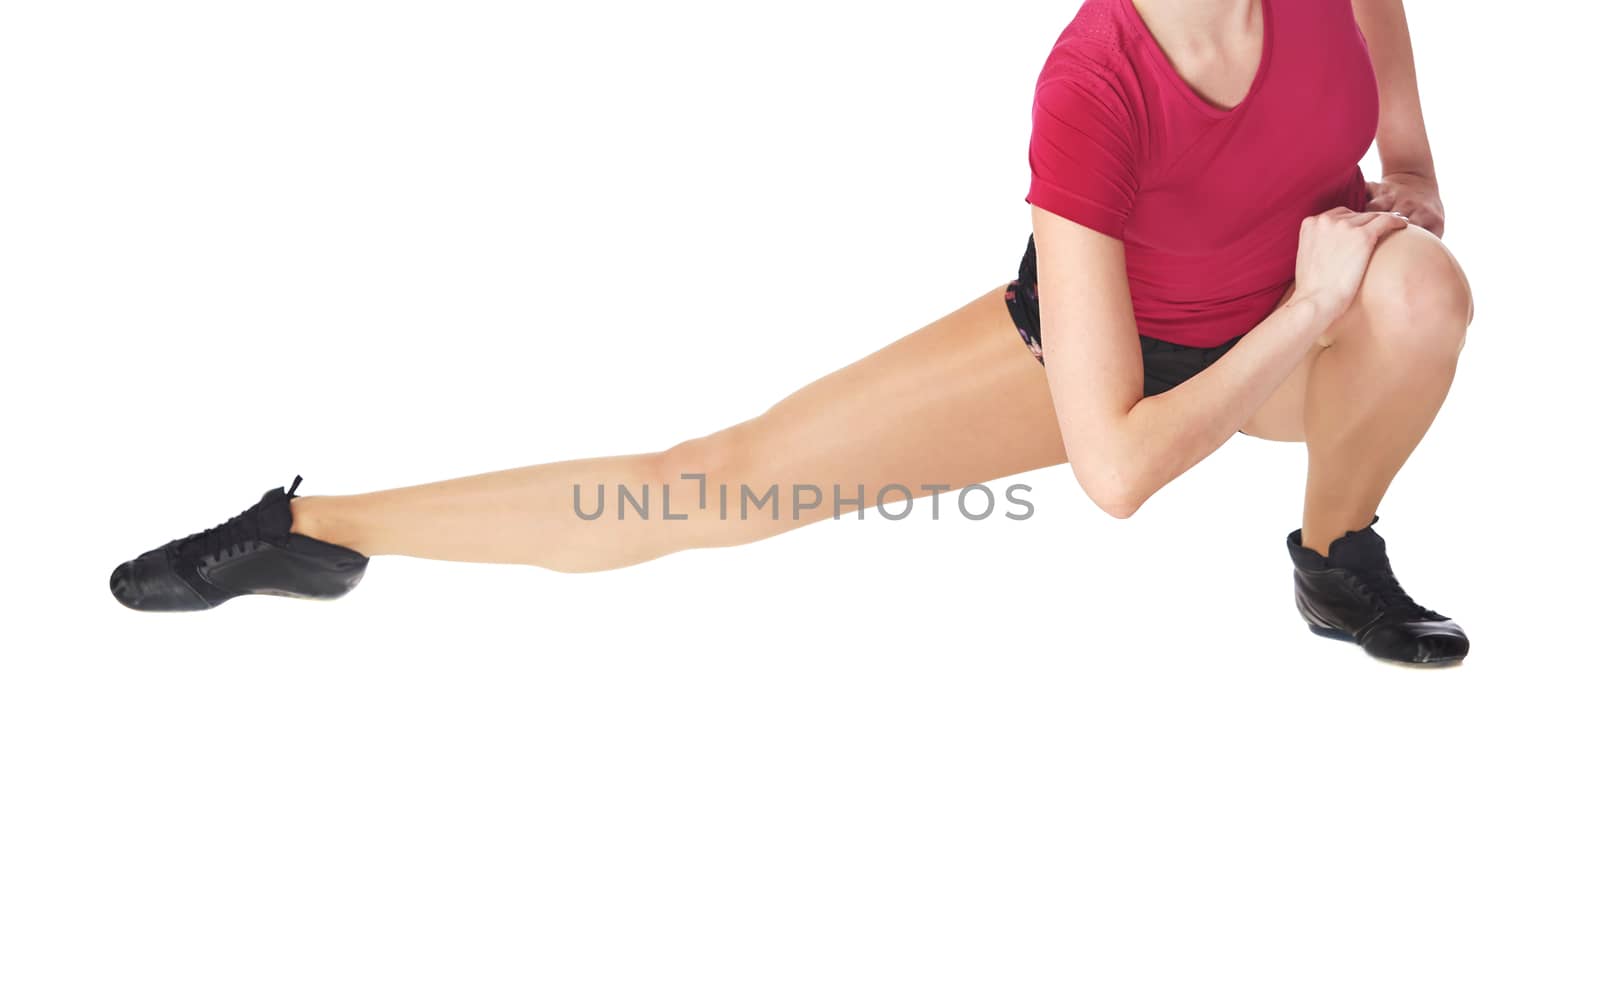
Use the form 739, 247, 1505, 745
1102, 293, 1337, 514
1352, 0, 1435, 177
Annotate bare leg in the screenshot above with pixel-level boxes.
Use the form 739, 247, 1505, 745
1242, 224, 1474, 554
289, 284, 1068, 573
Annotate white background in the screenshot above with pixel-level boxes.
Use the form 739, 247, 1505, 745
3, 1, 1596, 992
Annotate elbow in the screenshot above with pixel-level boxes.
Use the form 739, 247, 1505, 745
1094, 488, 1144, 521
1099, 494, 1142, 520
1060, 409, 1160, 519
1072, 459, 1149, 520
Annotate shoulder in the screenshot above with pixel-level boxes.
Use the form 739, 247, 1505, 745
1022, 0, 1157, 238
1037, 0, 1142, 88
1032, 0, 1146, 133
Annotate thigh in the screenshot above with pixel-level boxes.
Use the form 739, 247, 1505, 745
1240, 224, 1472, 442
722, 283, 1066, 521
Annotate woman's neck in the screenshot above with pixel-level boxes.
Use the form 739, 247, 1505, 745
1126, 0, 1265, 110
1130, 0, 1260, 54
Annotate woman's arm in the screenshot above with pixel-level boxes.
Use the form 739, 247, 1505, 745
1034, 205, 1407, 519
1352, 0, 1445, 234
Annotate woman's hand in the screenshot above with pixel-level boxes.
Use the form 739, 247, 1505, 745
1288, 206, 1410, 341
1364, 172, 1445, 237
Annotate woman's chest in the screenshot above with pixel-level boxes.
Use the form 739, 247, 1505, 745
1127, 1, 1379, 254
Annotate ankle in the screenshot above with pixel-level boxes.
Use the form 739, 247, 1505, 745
1297, 530, 1334, 558
1300, 510, 1382, 560
290, 495, 367, 554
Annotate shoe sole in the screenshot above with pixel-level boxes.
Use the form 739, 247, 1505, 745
1305, 623, 1466, 669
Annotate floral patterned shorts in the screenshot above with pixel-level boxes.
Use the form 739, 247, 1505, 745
1004, 233, 1245, 397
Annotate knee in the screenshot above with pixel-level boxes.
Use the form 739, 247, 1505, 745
656, 422, 755, 485
1358, 227, 1474, 361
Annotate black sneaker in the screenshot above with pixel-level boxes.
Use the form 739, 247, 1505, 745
1286, 515, 1469, 668
109, 475, 369, 612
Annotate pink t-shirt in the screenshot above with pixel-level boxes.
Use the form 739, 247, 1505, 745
1025, 0, 1379, 347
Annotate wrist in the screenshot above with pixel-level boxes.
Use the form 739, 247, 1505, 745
1379, 162, 1437, 184
1285, 287, 1345, 329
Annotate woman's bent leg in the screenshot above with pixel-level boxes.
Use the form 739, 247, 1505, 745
1301, 226, 1472, 555
290, 284, 1068, 573
1241, 224, 1474, 555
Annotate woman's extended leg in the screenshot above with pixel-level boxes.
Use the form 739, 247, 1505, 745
1241, 223, 1474, 554
289, 284, 1068, 572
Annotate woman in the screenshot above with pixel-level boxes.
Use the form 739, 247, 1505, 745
108, 0, 1474, 667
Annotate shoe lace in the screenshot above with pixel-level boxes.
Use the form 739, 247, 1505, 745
1347, 555, 1443, 621
168, 475, 302, 563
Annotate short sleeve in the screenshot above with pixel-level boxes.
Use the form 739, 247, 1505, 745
1025, 73, 1140, 240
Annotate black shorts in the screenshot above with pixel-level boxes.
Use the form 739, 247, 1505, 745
1003, 233, 1244, 396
